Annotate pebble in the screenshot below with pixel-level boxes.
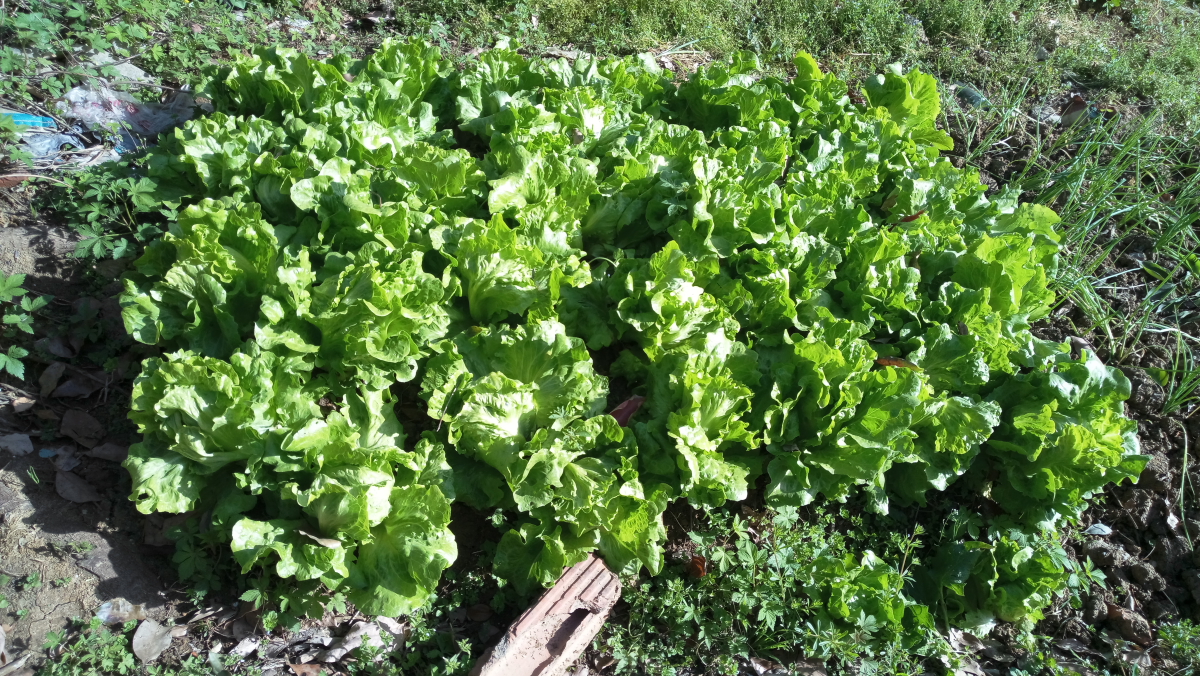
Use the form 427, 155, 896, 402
1082, 596, 1108, 625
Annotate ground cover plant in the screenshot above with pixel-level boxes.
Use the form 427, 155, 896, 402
79, 35, 1158, 671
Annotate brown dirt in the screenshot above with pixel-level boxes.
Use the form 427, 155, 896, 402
0, 192, 183, 663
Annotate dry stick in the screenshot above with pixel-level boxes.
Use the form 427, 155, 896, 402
0, 173, 72, 187
1174, 419, 1193, 548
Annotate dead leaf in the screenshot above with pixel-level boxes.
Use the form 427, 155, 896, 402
86, 443, 129, 463
132, 619, 174, 663
34, 408, 59, 421
60, 409, 104, 448
54, 447, 81, 472
36, 337, 74, 360
11, 396, 35, 413
52, 377, 102, 399
288, 663, 323, 676
55, 471, 102, 503
793, 658, 828, 676
466, 603, 492, 623
750, 656, 787, 675
170, 625, 188, 638
39, 362, 67, 397
230, 637, 259, 658
298, 531, 341, 548
0, 434, 33, 457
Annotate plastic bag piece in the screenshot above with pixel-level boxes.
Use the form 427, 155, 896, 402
0, 111, 56, 128
21, 132, 87, 158
56, 85, 198, 151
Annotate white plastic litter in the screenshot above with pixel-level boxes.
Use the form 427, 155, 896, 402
55, 85, 198, 152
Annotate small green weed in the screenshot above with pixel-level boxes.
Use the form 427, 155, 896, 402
601, 505, 943, 675
1162, 620, 1200, 673
0, 269, 49, 379
37, 618, 226, 676
18, 572, 43, 591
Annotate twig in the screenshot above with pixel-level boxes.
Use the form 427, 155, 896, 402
1174, 419, 1193, 548
0, 173, 72, 187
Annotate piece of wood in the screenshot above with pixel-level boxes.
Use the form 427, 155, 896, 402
470, 554, 620, 676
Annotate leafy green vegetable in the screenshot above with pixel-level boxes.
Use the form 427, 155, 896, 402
118, 39, 1144, 633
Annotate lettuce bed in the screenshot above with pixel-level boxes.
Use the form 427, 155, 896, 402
118, 41, 1146, 631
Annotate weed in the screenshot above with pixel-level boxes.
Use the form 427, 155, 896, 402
18, 571, 43, 591
0, 269, 49, 379
36, 618, 222, 676
1162, 620, 1200, 673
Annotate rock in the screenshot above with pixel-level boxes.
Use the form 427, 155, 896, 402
1106, 604, 1153, 646
1184, 570, 1200, 604
1082, 596, 1108, 625
1128, 562, 1166, 592
1083, 540, 1127, 568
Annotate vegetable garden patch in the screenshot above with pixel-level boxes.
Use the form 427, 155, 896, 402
116, 39, 1147, 637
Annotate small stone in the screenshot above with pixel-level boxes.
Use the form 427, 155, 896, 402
1082, 596, 1108, 625
1128, 562, 1166, 592
1083, 540, 1126, 568
1106, 604, 1153, 646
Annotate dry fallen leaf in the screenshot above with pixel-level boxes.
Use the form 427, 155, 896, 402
11, 396, 35, 413
39, 362, 67, 397
298, 531, 341, 548
52, 376, 103, 399
60, 409, 105, 448
34, 408, 60, 421
86, 442, 129, 463
55, 470, 103, 503
37, 336, 75, 360
132, 619, 174, 663
0, 433, 33, 457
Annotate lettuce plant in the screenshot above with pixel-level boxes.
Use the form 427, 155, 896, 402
119, 40, 1145, 630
